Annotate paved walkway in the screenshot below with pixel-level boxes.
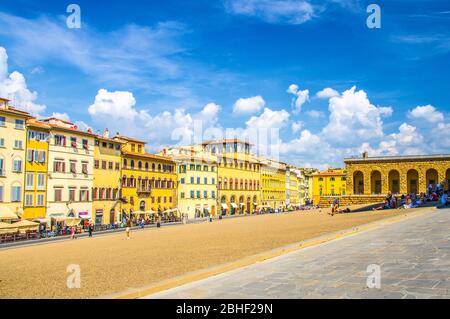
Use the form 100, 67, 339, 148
144, 208, 450, 299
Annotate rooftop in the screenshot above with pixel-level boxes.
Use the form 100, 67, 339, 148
344, 154, 450, 162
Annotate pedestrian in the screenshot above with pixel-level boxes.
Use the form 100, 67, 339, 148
125, 219, 131, 240
70, 226, 76, 239
88, 223, 93, 237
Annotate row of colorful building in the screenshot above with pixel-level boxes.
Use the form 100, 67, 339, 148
1, 98, 333, 224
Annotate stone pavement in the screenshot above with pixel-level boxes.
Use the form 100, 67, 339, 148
144, 208, 450, 299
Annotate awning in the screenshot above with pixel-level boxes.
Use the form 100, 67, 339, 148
163, 208, 179, 214
231, 203, 238, 208
13, 220, 40, 233
253, 202, 258, 205
221, 203, 229, 209
34, 218, 50, 224
78, 212, 91, 219
0, 208, 19, 220
0, 222, 18, 234
239, 203, 245, 206
65, 218, 82, 227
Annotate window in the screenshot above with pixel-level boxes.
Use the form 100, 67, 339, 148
79, 189, 89, 202
197, 177, 200, 184
54, 188, 62, 202
25, 194, 33, 207
69, 189, 76, 202
190, 191, 194, 199
190, 177, 194, 184
54, 160, 65, 173
26, 173, 34, 190
108, 162, 113, 170
28, 150, 46, 163
204, 177, 207, 184
0, 116, 5, 126
11, 185, 21, 202
180, 178, 185, 184
330, 177, 335, 181
131, 144, 135, 152
94, 160, 99, 169
109, 143, 114, 149
55, 135, 66, 146
70, 161, 77, 174
115, 144, 121, 151
138, 145, 142, 153
0, 158, 4, 176
212, 191, 216, 199
102, 161, 107, 169
180, 192, 185, 199
0, 138, 4, 147
115, 162, 120, 171
0, 185, 3, 201
203, 165, 208, 171
204, 191, 208, 199
28, 130, 49, 141
70, 137, 77, 148
13, 159, 22, 172
36, 194, 44, 206
211, 166, 216, 172
82, 139, 89, 150
197, 191, 201, 199
212, 178, 215, 185
37, 173, 45, 190
15, 119, 24, 129
14, 140, 23, 149
82, 162, 88, 175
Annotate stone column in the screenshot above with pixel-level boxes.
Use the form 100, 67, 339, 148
363, 169, 371, 195
381, 168, 389, 194
399, 168, 408, 195
418, 168, 427, 194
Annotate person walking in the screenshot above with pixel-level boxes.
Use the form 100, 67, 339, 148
125, 219, 131, 240
88, 223, 93, 237
70, 226, 76, 239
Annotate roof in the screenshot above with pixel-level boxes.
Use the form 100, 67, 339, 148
46, 123, 95, 137
344, 154, 450, 163
122, 150, 175, 163
26, 119, 51, 130
114, 135, 147, 144
202, 138, 253, 146
0, 106, 32, 118
313, 170, 346, 177
172, 154, 218, 163
95, 134, 126, 143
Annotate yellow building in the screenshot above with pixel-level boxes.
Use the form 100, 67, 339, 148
344, 152, 450, 195
202, 139, 260, 215
162, 146, 218, 219
23, 119, 50, 220
0, 98, 32, 219
287, 165, 299, 207
311, 168, 347, 204
113, 135, 177, 221
92, 129, 125, 225
259, 158, 286, 209
43, 117, 95, 219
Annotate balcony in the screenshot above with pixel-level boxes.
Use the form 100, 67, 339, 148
137, 187, 152, 194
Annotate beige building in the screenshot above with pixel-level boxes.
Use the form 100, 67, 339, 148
259, 158, 286, 209
0, 98, 32, 218
344, 152, 450, 195
163, 146, 218, 219
43, 118, 95, 219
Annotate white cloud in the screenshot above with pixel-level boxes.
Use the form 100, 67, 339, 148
321, 86, 392, 146
51, 112, 71, 122
291, 121, 303, 133
316, 87, 339, 99
225, 0, 316, 25
0, 46, 46, 116
306, 109, 325, 118
233, 95, 265, 114
409, 104, 444, 123
287, 84, 309, 113
246, 107, 290, 129
88, 89, 138, 121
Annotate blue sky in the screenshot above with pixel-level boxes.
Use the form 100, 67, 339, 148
0, 0, 449, 168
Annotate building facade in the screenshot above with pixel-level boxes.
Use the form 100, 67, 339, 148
43, 118, 95, 219
287, 165, 299, 207
0, 98, 31, 218
311, 168, 347, 204
115, 136, 177, 220
259, 158, 286, 209
23, 119, 50, 219
163, 146, 218, 219
344, 152, 450, 195
92, 130, 124, 225
202, 139, 260, 215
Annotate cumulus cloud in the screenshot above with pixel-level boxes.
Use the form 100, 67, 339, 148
291, 121, 303, 133
321, 86, 392, 146
287, 84, 309, 114
316, 87, 339, 99
233, 95, 265, 114
306, 109, 325, 118
409, 104, 444, 123
225, 0, 316, 25
246, 107, 290, 129
0, 47, 46, 116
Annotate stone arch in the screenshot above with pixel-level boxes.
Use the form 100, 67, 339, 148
426, 168, 439, 190
139, 200, 146, 211
388, 170, 400, 194
353, 171, 364, 194
370, 170, 382, 194
239, 195, 245, 214
407, 169, 419, 194
230, 195, 236, 215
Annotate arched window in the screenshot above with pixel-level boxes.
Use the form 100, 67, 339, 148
145, 162, 149, 171
123, 159, 127, 168
138, 161, 142, 170
152, 163, 156, 171
130, 160, 135, 169
158, 164, 162, 171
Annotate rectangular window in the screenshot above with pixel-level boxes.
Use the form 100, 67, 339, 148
0, 116, 5, 126
0, 158, 4, 176
115, 144, 121, 151
190, 190, 194, 199
36, 194, 44, 206
0, 138, 4, 147
180, 192, 185, 199
25, 194, 33, 207
26, 173, 34, 190
82, 162, 88, 175
82, 139, 89, 150
197, 191, 201, 199
15, 119, 24, 129
13, 159, 22, 172
109, 143, 114, 149
190, 177, 194, 184
102, 161, 107, 169
204, 177, 207, 184
37, 173, 45, 190
197, 177, 200, 184
54, 188, 62, 202
70, 161, 77, 174
204, 191, 208, 199
79, 189, 89, 202
70, 137, 77, 148
11, 186, 21, 202
54, 160, 65, 173
115, 162, 120, 171
204, 165, 208, 171
212, 178, 215, 185
94, 160, 99, 169
69, 188, 76, 202
108, 162, 113, 170
212, 191, 216, 199
14, 140, 23, 149
55, 135, 66, 146
0, 185, 3, 201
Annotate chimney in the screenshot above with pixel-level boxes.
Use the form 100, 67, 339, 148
0, 98, 9, 109
362, 151, 369, 159
103, 128, 109, 138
